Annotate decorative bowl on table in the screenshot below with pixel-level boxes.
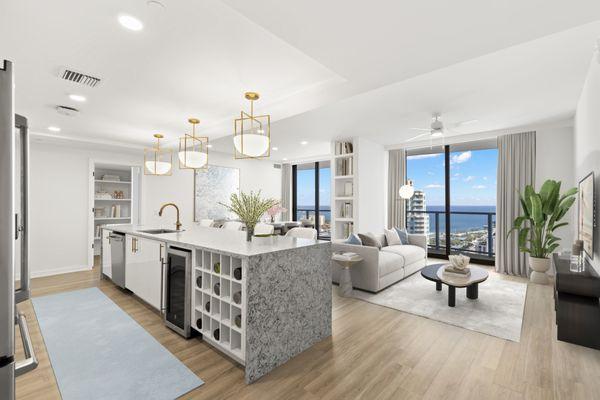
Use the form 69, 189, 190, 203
448, 254, 470, 270
252, 234, 274, 245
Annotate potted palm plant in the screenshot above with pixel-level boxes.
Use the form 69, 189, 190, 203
508, 179, 577, 284
219, 191, 279, 241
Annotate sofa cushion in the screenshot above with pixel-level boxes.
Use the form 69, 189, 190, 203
381, 245, 426, 266
378, 251, 404, 277
358, 233, 382, 249
384, 228, 402, 246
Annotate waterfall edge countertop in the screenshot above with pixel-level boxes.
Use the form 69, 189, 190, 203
105, 224, 328, 257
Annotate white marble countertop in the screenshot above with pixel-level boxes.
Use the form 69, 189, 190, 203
104, 224, 328, 257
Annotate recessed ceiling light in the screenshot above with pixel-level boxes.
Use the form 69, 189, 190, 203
69, 94, 86, 102
282, 158, 288, 161
118, 14, 144, 31
300, 141, 308, 145
272, 147, 278, 151
48, 126, 61, 132
206, 144, 213, 148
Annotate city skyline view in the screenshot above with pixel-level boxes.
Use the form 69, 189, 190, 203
407, 148, 498, 207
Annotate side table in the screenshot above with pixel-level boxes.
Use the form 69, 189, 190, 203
332, 252, 363, 297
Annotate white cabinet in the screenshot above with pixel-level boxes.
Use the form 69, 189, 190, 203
125, 235, 164, 310
101, 229, 112, 278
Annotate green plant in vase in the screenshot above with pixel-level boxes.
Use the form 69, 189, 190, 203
508, 179, 577, 284
219, 191, 278, 241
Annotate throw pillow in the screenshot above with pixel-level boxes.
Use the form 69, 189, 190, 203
384, 228, 402, 246
358, 233, 382, 249
345, 233, 362, 245
394, 227, 408, 245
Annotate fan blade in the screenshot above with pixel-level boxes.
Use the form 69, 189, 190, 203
405, 132, 431, 142
410, 128, 431, 131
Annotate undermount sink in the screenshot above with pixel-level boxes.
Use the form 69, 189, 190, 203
138, 229, 183, 234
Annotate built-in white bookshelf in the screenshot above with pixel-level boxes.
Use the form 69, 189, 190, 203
331, 139, 357, 240
191, 250, 246, 365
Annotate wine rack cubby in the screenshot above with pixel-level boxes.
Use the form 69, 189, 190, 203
192, 250, 246, 364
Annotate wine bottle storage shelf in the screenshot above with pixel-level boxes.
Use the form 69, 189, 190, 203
192, 250, 245, 364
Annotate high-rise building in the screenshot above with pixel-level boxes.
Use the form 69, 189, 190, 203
407, 190, 429, 235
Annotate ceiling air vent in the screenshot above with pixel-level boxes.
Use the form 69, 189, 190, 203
58, 67, 101, 87
56, 105, 80, 117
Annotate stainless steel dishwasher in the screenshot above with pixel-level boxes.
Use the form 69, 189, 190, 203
109, 232, 126, 288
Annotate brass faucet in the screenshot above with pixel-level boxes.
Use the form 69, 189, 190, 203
159, 203, 182, 231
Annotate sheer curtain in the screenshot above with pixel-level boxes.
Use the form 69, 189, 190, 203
496, 131, 536, 276
280, 163, 291, 221
388, 149, 406, 229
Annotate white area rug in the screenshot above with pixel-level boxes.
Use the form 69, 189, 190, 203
351, 269, 528, 342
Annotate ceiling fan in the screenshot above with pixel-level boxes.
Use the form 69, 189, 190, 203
406, 114, 452, 143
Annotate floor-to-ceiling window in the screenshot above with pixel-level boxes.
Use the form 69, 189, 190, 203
405, 141, 497, 263
292, 161, 331, 240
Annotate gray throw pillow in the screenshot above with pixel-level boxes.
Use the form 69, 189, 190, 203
394, 227, 408, 245
345, 233, 362, 245
358, 233, 382, 249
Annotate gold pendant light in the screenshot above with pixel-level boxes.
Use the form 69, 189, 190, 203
233, 91, 270, 159
178, 118, 208, 170
144, 134, 173, 175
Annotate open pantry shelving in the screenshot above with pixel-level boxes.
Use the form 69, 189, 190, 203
191, 249, 246, 365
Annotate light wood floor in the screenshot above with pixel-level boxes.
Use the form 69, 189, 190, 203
14, 261, 600, 400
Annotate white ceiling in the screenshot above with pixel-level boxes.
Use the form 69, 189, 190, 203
2, 1, 599, 161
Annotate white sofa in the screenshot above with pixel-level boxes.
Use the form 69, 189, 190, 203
332, 233, 427, 293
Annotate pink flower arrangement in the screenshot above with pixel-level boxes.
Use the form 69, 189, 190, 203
266, 205, 287, 222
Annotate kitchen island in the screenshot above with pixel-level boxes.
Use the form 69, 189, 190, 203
102, 224, 332, 383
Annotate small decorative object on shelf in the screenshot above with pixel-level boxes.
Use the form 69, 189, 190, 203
233, 290, 242, 305
213, 328, 220, 341
213, 261, 221, 273
196, 276, 202, 289
102, 174, 120, 181
570, 240, 585, 272
94, 207, 106, 217
205, 301, 210, 313
196, 318, 202, 330
234, 315, 242, 328
233, 267, 242, 280
214, 282, 221, 296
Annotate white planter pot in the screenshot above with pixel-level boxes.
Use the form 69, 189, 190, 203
529, 257, 551, 284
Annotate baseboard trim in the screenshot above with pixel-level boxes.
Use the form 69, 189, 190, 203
16, 265, 93, 280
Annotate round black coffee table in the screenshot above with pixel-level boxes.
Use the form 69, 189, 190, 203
421, 263, 489, 307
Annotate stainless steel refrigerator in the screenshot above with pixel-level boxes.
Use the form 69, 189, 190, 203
1, 60, 38, 399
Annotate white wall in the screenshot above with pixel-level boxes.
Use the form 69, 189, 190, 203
574, 55, 600, 272
143, 151, 281, 228
29, 141, 138, 278
27, 140, 280, 278
535, 125, 576, 248
356, 136, 387, 233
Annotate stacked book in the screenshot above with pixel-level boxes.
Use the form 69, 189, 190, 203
337, 157, 353, 175
110, 204, 121, 218
443, 265, 471, 277
335, 141, 353, 155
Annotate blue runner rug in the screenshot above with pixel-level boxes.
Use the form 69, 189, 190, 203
32, 287, 203, 399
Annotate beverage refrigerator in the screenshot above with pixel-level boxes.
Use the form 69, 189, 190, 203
0, 59, 38, 399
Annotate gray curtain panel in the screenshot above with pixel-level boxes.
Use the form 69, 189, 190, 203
496, 131, 536, 276
388, 149, 406, 229
280, 163, 291, 221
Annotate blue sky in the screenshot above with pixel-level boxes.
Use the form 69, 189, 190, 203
406, 148, 498, 206
297, 166, 331, 207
